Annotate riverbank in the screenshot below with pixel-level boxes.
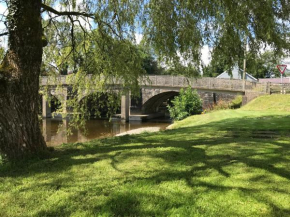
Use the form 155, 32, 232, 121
116, 127, 163, 136
42, 119, 170, 146
1, 95, 290, 216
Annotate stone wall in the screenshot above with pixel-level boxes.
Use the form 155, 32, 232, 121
197, 91, 213, 109
242, 91, 266, 106
142, 75, 247, 91
198, 91, 239, 109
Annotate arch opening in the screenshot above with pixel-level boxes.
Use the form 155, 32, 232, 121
79, 93, 120, 119
39, 94, 62, 115
142, 91, 179, 115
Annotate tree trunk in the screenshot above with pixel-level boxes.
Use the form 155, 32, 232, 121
0, 0, 47, 160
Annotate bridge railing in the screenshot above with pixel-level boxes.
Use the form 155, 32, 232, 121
41, 75, 268, 93
269, 83, 290, 94
245, 80, 268, 93
143, 75, 250, 92
41, 75, 69, 86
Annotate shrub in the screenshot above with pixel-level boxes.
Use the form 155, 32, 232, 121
167, 87, 202, 121
230, 95, 243, 109
207, 95, 243, 111
211, 99, 231, 110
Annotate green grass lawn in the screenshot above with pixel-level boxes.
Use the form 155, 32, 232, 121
1, 95, 290, 216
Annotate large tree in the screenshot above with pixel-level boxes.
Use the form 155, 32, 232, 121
0, 0, 289, 160
0, 0, 47, 160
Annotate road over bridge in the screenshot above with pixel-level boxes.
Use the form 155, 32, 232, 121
41, 75, 269, 121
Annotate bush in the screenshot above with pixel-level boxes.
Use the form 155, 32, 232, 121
167, 87, 202, 121
207, 95, 243, 111
211, 99, 230, 110
230, 95, 243, 109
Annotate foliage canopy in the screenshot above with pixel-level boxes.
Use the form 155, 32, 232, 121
203, 51, 284, 78
40, 0, 290, 76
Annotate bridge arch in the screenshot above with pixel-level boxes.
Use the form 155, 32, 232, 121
49, 95, 63, 113
41, 93, 64, 118
142, 91, 179, 113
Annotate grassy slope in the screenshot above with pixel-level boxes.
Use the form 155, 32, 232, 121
1, 96, 290, 216
241, 94, 290, 112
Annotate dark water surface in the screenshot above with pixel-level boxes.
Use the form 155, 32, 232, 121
41, 118, 171, 147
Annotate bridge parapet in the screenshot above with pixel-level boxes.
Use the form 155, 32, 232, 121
41, 75, 126, 88
142, 75, 265, 92
41, 76, 69, 86
245, 81, 268, 93
41, 75, 268, 93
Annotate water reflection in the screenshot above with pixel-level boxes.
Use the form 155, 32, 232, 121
41, 118, 171, 147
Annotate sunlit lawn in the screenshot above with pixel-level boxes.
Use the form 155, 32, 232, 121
1, 98, 290, 216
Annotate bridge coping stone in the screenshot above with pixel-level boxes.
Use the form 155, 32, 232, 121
41, 75, 268, 94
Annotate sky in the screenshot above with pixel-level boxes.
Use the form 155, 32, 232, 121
0, 2, 7, 48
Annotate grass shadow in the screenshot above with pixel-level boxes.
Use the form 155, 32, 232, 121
1, 112, 290, 216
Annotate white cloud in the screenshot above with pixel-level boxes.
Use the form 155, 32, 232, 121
201, 45, 212, 66
282, 56, 290, 72
282, 57, 290, 64
135, 33, 143, 44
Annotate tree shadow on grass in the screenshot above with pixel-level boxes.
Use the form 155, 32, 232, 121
1, 114, 290, 216
31, 178, 290, 217
1, 114, 290, 179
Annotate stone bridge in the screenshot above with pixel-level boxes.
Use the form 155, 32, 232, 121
41, 75, 269, 121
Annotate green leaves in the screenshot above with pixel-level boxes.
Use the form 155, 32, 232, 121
143, 0, 289, 67
245, 51, 283, 78
43, 0, 290, 76
167, 87, 202, 121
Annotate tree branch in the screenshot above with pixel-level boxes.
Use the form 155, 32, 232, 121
0, 32, 8, 37
41, 3, 95, 18
41, 3, 122, 39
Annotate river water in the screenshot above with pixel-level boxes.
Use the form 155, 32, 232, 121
41, 118, 171, 147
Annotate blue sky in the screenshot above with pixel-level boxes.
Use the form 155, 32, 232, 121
0, 2, 7, 48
